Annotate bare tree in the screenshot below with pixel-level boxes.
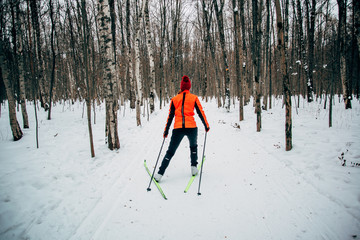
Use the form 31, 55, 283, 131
274, 0, 292, 151
213, 0, 231, 111
47, 0, 56, 120
304, 0, 316, 102
11, 0, 29, 128
201, 0, 222, 107
81, 0, 95, 157
143, 0, 156, 113
134, 0, 144, 126
355, 0, 360, 60
97, 0, 120, 150
158, 0, 167, 109
28, 0, 48, 110
0, 40, 23, 141
251, 0, 262, 131
337, 0, 352, 109
232, 0, 243, 121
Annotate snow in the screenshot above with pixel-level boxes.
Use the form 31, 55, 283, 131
0, 96, 359, 240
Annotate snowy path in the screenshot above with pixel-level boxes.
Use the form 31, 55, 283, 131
70, 103, 359, 240
1, 99, 359, 240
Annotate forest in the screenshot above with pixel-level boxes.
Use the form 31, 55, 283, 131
1, 0, 359, 153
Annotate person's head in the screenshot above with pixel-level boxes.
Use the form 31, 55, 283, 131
180, 75, 191, 91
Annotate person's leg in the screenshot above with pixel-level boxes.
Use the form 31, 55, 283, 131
158, 129, 184, 175
186, 128, 198, 167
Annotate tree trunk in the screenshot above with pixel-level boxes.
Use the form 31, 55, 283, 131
232, 0, 243, 121
251, 0, 262, 132
170, 0, 181, 96
48, 0, 56, 120
355, 0, 360, 61
201, 0, 222, 107
337, 0, 352, 109
143, 0, 156, 113
82, 0, 95, 157
11, 0, 29, 128
159, 0, 166, 109
125, 0, 135, 109
213, 0, 230, 111
305, 0, 315, 102
26, 0, 39, 148
29, 0, 48, 110
98, 0, 120, 150
0, 42, 23, 141
239, 0, 248, 112
134, 0, 144, 126
274, 0, 292, 151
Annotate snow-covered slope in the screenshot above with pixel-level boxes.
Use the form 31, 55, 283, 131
0, 96, 359, 240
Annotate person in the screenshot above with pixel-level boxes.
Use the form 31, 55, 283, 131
154, 75, 210, 182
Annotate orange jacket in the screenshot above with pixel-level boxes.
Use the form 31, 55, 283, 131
164, 90, 209, 135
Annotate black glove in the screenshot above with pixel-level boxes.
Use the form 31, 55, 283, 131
163, 130, 169, 138
205, 126, 210, 132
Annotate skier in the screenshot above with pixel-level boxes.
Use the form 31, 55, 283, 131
154, 75, 210, 182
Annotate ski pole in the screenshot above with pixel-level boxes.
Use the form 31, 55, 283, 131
197, 131, 207, 195
147, 137, 166, 191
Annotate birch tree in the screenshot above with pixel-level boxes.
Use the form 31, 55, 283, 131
97, 0, 120, 150
143, 0, 156, 113
126, 0, 136, 109
134, 0, 144, 126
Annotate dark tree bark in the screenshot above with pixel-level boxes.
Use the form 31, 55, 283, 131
202, 0, 222, 107
232, 0, 243, 121
337, 0, 352, 109
0, 41, 23, 141
81, 0, 95, 157
251, 0, 262, 131
305, 0, 316, 102
274, 0, 292, 151
213, 0, 231, 111
48, 0, 56, 120
11, 0, 29, 128
29, 0, 48, 110
159, 0, 166, 109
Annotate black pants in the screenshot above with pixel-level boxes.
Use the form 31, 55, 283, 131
158, 128, 198, 175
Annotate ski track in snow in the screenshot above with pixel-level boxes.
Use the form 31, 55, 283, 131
0, 97, 359, 240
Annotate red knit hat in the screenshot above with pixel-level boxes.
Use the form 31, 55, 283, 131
180, 75, 191, 91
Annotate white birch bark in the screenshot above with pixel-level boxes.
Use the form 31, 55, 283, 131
134, 1, 144, 126
97, 0, 120, 150
143, 0, 156, 113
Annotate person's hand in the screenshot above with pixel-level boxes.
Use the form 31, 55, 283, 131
205, 126, 210, 132
163, 130, 168, 138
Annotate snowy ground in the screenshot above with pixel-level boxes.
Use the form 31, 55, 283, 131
0, 96, 359, 240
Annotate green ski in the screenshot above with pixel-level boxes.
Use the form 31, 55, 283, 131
144, 160, 167, 200
184, 156, 205, 193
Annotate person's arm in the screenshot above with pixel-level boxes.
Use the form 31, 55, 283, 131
163, 100, 175, 137
194, 97, 210, 131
